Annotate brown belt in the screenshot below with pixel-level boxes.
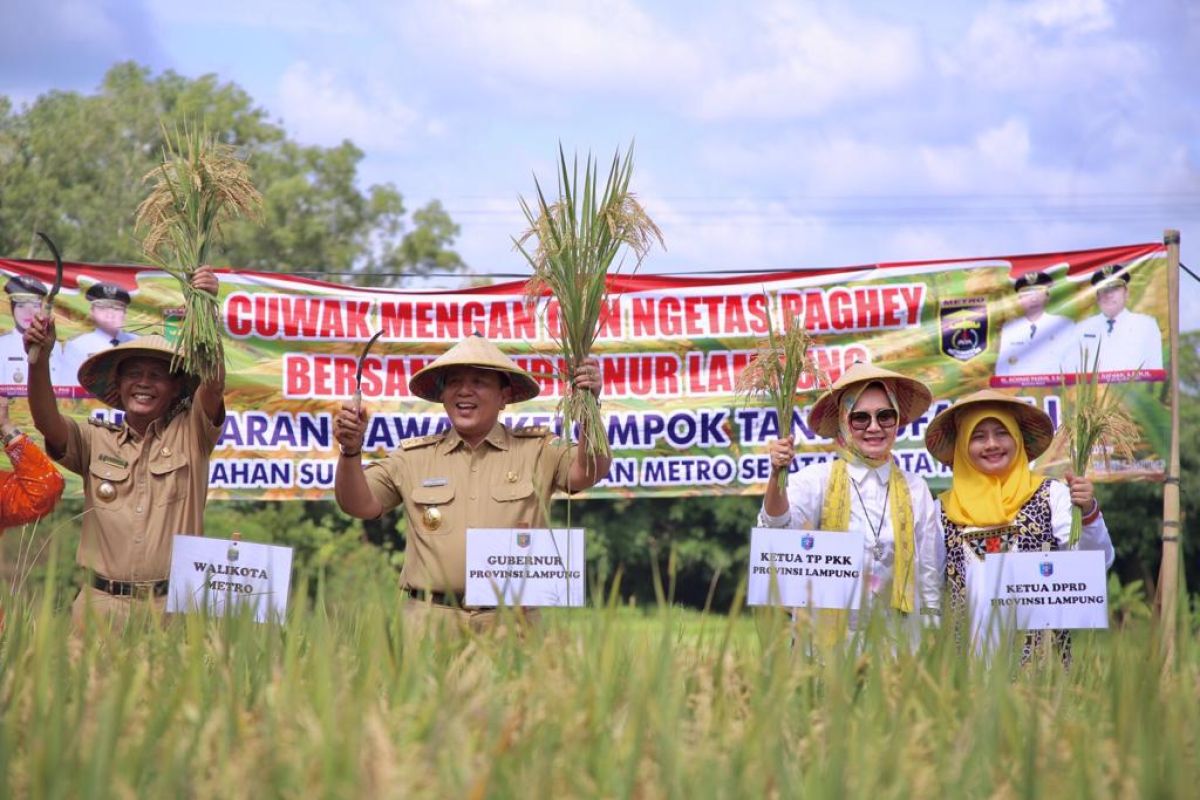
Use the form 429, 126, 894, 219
403, 587, 495, 609
92, 574, 170, 598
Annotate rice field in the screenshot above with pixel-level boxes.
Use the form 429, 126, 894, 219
2, 542, 1197, 799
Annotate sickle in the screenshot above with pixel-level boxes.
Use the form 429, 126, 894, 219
27, 232, 64, 365
354, 330, 386, 412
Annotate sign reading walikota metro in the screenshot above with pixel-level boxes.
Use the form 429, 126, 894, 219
0, 242, 1171, 499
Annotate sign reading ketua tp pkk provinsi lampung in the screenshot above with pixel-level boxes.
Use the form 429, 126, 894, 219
981, 550, 1109, 631
747, 528, 865, 609
167, 535, 293, 623
464, 528, 585, 607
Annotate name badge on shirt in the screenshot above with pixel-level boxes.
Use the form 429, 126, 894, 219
422, 478, 448, 487
99, 454, 129, 468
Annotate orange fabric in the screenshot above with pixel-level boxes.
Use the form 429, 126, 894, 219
1, 435, 65, 529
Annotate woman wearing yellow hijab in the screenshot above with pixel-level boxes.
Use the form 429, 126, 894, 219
760, 363, 941, 644
925, 389, 1114, 664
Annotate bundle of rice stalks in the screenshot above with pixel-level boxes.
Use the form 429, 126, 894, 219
135, 124, 262, 381
736, 302, 822, 489
515, 144, 663, 460
1055, 346, 1139, 545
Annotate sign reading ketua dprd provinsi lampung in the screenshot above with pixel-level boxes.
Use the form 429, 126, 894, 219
0, 242, 1170, 499
980, 550, 1109, 632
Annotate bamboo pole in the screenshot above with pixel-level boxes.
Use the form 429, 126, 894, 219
1157, 229, 1181, 662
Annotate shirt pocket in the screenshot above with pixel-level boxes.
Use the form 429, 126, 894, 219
490, 479, 535, 503
88, 459, 130, 504
148, 452, 190, 505
409, 484, 456, 535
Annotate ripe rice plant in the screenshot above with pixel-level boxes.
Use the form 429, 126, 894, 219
515, 144, 663, 462
736, 301, 821, 489
2, 536, 1197, 799
1055, 346, 1140, 545
135, 124, 262, 382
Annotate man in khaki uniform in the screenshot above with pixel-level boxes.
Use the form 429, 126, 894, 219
23, 268, 225, 631
333, 333, 610, 631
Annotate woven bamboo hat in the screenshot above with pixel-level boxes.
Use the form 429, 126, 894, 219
807, 362, 933, 438
409, 333, 541, 403
78, 334, 200, 410
924, 388, 1055, 466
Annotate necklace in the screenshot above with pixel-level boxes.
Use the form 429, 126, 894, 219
851, 472, 891, 564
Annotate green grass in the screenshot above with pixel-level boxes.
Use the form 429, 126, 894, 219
2, 540, 1198, 798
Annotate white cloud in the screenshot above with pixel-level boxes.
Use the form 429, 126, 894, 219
696, 2, 922, 120
938, 0, 1145, 92
276, 62, 424, 151
397, 0, 703, 95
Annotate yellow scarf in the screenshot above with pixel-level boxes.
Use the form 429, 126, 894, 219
821, 459, 916, 613
940, 406, 1043, 527
819, 380, 917, 613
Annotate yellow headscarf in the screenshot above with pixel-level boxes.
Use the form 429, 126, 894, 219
940, 405, 1044, 527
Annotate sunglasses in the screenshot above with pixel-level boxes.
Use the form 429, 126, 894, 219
848, 409, 899, 431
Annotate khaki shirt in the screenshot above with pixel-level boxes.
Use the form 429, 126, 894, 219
363, 422, 574, 594
57, 397, 223, 582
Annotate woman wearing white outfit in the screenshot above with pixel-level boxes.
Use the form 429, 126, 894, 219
759, 363, 942, 644
925, 389, 1114, 665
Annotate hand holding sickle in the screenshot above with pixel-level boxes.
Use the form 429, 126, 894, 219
28, 232, 64, 366
335, 330, 384, 457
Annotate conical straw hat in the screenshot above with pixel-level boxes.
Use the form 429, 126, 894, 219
77, 334, 201, 410
807, 362, 933, 438
923, 388, 1054, 466
409, 333, 541, 403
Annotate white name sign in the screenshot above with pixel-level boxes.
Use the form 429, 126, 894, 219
747, 528, 864, 609
167, 535, 294, 623
465, 528, 585, 607
982, 550, 1109, 630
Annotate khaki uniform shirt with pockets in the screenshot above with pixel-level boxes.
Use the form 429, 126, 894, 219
57, 397, 224, 582
363, 422, 574, 594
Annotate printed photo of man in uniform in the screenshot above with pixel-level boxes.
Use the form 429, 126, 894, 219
22, 267, 226, 632
0, 275, 66, 388
61, 282, 137, 386
332, 333, 610, 633
994, 270, 1073, 378
1072, 263, 1164, 373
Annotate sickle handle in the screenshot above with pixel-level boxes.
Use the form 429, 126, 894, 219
28, 232, 63, 366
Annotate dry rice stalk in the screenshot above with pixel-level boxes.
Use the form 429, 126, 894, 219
515, 144, 664, 460
736, 299, 822, 489
1054, 345, 1139, 545
135, 123, 262, 381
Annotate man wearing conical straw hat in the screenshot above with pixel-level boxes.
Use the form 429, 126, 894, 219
333, 333, 609, 631
22, 267, 226, 631
760, 362, 943, 642
924, 389, 1113, 664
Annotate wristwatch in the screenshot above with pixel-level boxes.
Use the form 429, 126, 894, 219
2, 428, 23, 446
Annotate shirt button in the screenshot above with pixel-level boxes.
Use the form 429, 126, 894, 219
470, 466, 478, 473
470, 494, 477, 500
136, 506, 143, 513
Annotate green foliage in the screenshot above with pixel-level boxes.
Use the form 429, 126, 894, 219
0, 62, 462, 284
1096, 330, 1200, 597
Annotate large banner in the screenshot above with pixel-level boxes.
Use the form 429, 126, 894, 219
0, 242, 1170, 499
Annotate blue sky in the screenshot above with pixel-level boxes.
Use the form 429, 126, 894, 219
3, 0, 1198, 328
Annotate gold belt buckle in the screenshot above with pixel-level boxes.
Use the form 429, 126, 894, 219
131, 582, 156, 600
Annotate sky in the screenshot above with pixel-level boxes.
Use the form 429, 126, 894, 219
2, 0, 1198, 329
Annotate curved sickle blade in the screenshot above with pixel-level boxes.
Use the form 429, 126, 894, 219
354, 330, 386, 409
35, 231, 65, 299
28, 232, 65, 365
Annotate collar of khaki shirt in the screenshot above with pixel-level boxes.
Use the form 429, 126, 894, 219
114, 412, 171, 446
436, 422, 511, 455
